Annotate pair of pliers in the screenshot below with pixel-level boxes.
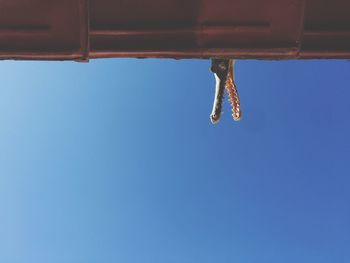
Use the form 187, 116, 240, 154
210, 59, 242, 124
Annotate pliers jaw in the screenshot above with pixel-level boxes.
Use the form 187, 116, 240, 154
210, 59, 230, 124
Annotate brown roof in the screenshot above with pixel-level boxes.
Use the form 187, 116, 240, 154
1, 0, 350, 61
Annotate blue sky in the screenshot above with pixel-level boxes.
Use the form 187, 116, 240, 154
0, 59, 349, 263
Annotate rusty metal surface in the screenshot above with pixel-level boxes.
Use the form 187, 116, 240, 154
89, 0, 305, 59
0, 0, 89, 61
1, 0, 350, 61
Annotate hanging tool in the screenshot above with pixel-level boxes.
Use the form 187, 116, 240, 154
210, 59, 242, 124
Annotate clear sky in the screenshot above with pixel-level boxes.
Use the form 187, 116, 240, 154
0, 58, 349, 263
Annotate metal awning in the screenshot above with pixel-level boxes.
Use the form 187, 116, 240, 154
1, 0, 350, 61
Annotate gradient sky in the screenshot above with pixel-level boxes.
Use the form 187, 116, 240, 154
0, 58, 349, 263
